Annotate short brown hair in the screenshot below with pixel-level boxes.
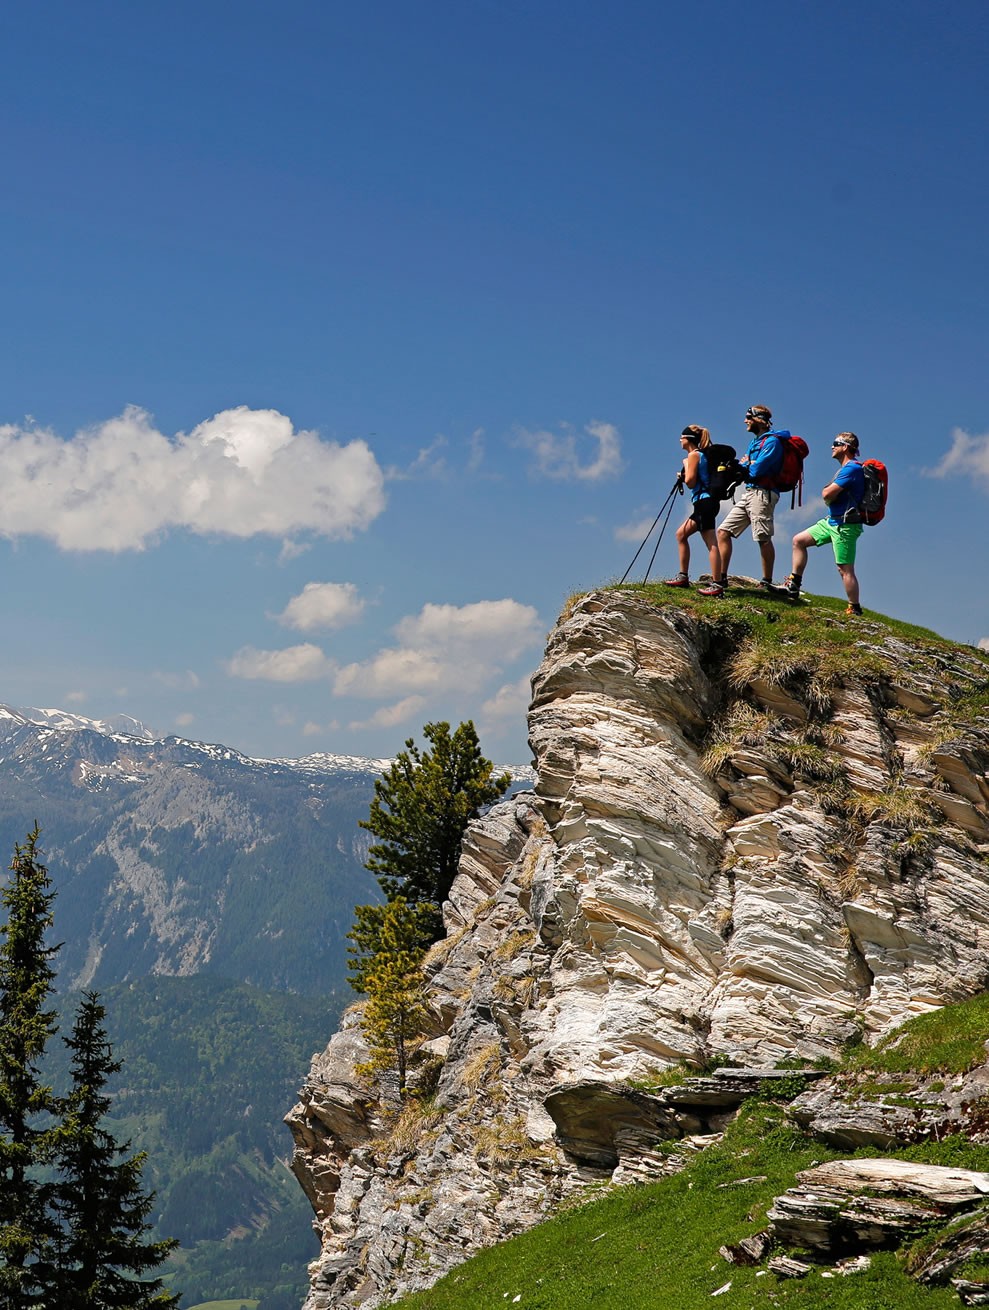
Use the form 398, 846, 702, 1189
835, 431, 859, 454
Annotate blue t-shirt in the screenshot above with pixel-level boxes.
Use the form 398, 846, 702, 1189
828, 461, 865, 525
692, 450, 710, 503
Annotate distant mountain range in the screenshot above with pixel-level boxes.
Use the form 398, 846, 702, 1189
0, 704, 532, 995
0, 701, 534, 1303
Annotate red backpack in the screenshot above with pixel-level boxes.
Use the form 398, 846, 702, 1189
755, 435, 809, 505
859, 459, 888, 526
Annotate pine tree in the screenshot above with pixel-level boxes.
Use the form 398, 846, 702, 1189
0, 826, 61, 1310
352, 900, 430, 1098
360, 721, 511, 936
55, 991, 178, 1310
347, 898, 436, 995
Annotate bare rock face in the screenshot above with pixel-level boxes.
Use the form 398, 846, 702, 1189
288, 589, 989, 1307
767, 1158, 989, 1253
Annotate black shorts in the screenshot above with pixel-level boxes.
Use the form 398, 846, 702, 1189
690, 498, 718, 532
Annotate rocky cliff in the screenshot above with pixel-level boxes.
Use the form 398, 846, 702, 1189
287, 585, 989, 1307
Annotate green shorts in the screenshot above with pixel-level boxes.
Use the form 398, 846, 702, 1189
807, 518, 863, 565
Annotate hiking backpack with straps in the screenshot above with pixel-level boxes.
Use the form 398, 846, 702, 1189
859, 459, 888, 525
702, 443, 741, 500
754, 434, 810, 504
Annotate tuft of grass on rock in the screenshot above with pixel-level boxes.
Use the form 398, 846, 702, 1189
389, 1102, 961, 1310
847, 992, 989, 1076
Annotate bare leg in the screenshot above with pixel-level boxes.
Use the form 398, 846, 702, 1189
791, 532, 814, 577
700, 527, 720, 580
675, 518, 698, 575
837, 563, 859, 605
716, 529, 733, 581
758, 538, 776, 581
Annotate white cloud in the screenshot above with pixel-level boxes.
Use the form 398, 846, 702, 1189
615, 513, 660, 544
64, 690, 87, 704
153, 669, 201, 691
516, 419, 623, 482
394, 599, 542, 661
226, 643, 335, 683
924, 427, 989, 485
481, 676, 531, 723
276, 582, 365, 632
334, 648, 446, 698
0, 405, 386, 551
386, 436, 449, 481
467, 428, 485, 473
348, 696, 427, 731
175, 712, 195, 728
278, 538, 312, 563
979, 638, 989, 652
302, 721, 324, 737
334, 598, 542, 700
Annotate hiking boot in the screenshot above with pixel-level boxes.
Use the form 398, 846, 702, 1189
758, 578, 774, 591
698, 581, 725, 597
845, 602, 863, 616
663, 573, 690, 588
782, 573, 802, 598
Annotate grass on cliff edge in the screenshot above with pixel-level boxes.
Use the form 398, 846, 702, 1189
392, 989, 989, 1310
594, 580, 989, 716
611, 579, 958, 651
848, 991, 989, 1076
390, 1101, 966, 1310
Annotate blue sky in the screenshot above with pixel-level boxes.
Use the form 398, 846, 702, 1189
1, 0, 987, 765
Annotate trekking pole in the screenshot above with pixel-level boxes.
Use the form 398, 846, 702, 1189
620, 478, 683, 585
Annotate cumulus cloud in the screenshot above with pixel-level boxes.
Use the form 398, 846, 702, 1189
276, 582, 365, 632
64, 690, 87, 704
481, 676, 531, 723
175, 712, 195, 728
0, 405, 386, 551
924, 428, 989, 485
979, 638, 989, 652
335, 599, 542, 700
226, 643, 336, 683
516, 419, 623, 482
394, 599, 542, 662
348, 696, 428, 731
334, 648, 446, 698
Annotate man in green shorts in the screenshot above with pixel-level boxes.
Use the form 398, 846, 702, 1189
783, 433, 866, 616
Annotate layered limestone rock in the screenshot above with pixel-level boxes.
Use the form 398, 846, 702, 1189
287, 588, 989, 1307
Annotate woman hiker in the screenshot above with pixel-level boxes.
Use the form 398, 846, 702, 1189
663, 425, 722, 589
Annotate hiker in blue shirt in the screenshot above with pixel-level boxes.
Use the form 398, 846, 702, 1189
783, 433, 866, 616
699, 404, 788, 597
663, 425, 722, 588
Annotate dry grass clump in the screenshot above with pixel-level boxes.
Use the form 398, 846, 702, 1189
701, 703, 774, 775
848, 785, 940, 829
458, 1040, 502, 1093
473, 1115, 549, 1164
373, 1097, 445, 1162
493, 929, 537, 962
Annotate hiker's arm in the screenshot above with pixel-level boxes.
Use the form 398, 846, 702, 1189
745, 436, 781, 480
683, 450, 700, 490
822, 480, 841, 504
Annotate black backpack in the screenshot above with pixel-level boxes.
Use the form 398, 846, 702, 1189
703, 444, 741, 500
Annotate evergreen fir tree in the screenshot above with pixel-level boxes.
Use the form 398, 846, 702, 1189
0, 826, 60, 1310
360, 720, 511, 936
349, 899, 432, 1098
55, 991, 178, 1310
